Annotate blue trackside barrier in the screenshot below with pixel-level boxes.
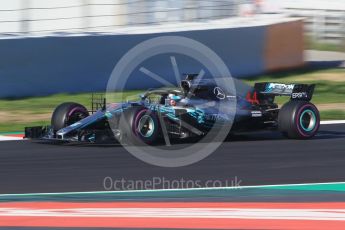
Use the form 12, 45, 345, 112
0, 26, 266, 98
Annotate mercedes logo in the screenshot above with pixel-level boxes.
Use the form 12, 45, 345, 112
214, 86, 226, 99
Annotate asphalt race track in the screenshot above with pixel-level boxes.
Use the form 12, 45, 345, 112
0, 124, 344, 194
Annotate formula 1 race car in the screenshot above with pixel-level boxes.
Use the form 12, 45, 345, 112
25, 74, 320, 144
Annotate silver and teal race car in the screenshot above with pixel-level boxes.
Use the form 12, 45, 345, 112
25, 74, 320, 144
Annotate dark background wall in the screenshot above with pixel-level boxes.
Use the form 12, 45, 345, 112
0, 26, 266, 98
0, 20, 304, 98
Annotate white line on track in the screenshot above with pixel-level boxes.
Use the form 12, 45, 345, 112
0, 136, 23, 141
0, 208, 345, 220
0, 181, 344, 197
320, 120, 345, 125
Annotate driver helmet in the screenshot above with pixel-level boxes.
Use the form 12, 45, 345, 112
168, 94, 181, 101
168, 94, 181, 106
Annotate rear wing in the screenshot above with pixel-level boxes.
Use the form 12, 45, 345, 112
254, 82, 315, 101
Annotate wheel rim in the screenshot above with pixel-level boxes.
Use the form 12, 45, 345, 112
299, 109, 316, 132
138, 115, 155, 138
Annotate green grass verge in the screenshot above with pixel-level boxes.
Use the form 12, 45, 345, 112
320, 110, 345, 120
305, 36, 345, 52
308, 42, 344, 52
0, 91, 142, 132
0, 91, 142, 115
0, 122, 48, 133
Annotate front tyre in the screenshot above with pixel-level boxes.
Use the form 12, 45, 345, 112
133, 109, 159, 144
51, 102, 89, 132
119, 107, 159, 145
278, 101, 320, 139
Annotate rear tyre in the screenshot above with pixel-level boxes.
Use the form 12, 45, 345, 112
51, 102, 89, 132
278, 101, 320, 139
119, 107, 159, 145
